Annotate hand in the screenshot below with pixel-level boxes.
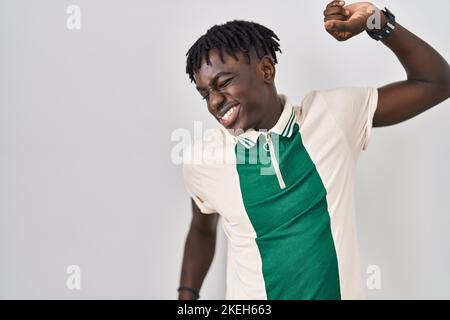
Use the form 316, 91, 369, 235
323, 1, 386, 41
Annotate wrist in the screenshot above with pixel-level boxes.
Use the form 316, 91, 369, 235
365, 5, 388, 32
177, 286, 200, 300
366, 7, 396, 41
178, 291, 198, 300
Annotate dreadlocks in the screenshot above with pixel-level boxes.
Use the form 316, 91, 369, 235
185, 20, 282, 83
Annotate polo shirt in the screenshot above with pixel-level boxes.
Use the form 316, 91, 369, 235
182, 86, 379, 300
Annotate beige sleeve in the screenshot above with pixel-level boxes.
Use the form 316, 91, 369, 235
181, 144, 216, 214
319, 86, 379, 156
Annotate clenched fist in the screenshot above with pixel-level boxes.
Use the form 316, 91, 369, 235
323, 1, 387, 41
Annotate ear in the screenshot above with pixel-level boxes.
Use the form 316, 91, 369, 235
258, 56, 276, 84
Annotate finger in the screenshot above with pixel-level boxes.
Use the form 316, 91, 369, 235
323, 6, 350, 20
323, 24, 353, 42
324, 14, 346, 22
324, 20, 338, 33
332, 31, 354, 42
323, 6, 345, 16
325, 19, 360, 33
326, 0, 345, 9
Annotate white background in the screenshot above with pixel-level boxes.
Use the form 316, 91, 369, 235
0, 0, 449, 299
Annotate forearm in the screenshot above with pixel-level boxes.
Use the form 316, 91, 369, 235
380, 20, 450, 86
323, 1, 450, 126
372, 7, 450, 126
178, 227, 216, 300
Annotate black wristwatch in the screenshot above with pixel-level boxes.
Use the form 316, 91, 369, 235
366, 7, 396, 41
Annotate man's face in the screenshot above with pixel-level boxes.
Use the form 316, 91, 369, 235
194, 48, 274, 132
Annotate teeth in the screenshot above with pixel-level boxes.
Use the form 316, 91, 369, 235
222, 106, 237, 121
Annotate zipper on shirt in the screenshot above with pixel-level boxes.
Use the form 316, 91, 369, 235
264, 132, 286, 190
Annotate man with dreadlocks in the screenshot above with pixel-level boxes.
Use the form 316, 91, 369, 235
178, 1, 450, 300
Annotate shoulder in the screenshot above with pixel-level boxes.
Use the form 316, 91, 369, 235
298, 87, 378, 114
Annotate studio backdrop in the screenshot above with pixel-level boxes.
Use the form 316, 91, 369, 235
1, 0, 449, 299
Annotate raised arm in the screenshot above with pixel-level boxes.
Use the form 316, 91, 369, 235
323, 1, 450, 127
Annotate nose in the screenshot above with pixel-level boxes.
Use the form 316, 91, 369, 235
208, 91, 226, 115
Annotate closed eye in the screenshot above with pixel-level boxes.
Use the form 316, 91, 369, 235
200, 77, 234, 101
219, 78, 233, 88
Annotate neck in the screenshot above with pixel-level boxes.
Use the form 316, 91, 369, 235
255, 92, 283, 131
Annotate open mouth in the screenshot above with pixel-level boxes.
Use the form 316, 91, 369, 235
218, 104, 240, 128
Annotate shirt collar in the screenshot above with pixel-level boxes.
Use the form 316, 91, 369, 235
222, 94, 297, 149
